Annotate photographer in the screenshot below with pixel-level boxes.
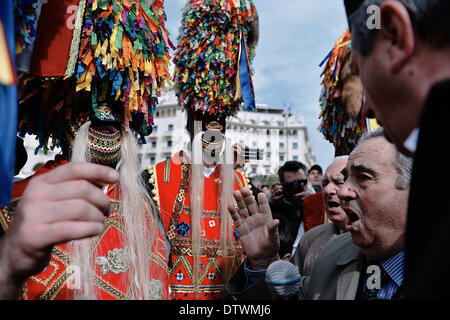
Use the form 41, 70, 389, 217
270, 161, 311, 259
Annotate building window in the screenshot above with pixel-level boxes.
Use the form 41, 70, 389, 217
293, 130, 298, 136
280, 142, 285, 149
168, 124, 174, 132
153, 126, 158, 133
266, 142, 271, 149
151, 141, 157, 148
293, 156, 298, 161
279, 130, 284, 136
167, 140, 172, 147
252, 141, 257, 147
150, 157, 155, 165
293, 142, 298, 150
266, 129, 270, 136
280, 155, 285, 162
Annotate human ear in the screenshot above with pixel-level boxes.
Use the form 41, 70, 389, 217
379, 1, 415, 73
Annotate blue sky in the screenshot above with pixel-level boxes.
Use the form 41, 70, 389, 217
163, 0, 349, 170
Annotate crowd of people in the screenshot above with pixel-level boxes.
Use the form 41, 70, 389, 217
0, 0, 450, 301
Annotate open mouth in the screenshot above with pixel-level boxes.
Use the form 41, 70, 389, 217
328, 200, 340, 208
344, 207, 360, 224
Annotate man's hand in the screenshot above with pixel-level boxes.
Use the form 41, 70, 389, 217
228, 188, 279, 270
270, 182, 283, 204
0, 162, 119, 299
289, 190, 310, 203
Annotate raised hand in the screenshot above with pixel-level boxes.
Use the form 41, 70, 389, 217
0, 162, 119, 299
228, 188, 279, 270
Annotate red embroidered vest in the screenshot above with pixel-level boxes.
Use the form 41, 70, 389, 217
147, 152, 248, 300
0, 156, 170, 300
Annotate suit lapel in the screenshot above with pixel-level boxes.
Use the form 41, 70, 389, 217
335, 240, 364, 300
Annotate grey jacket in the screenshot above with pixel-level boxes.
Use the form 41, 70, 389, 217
294, 222, 341, 276
227, 232, 366, 300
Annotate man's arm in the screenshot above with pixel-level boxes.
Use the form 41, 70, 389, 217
0, 162, 119, 299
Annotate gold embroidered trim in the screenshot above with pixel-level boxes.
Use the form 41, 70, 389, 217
94, 275, 127, 300
163, 159, 171, 183
147, 165, 161, 211
63, 0, 86, 79
30, 261, 59, 287
167, 161, 190, 247
169, 284, 225, 294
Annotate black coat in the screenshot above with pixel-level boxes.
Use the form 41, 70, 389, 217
404, 79, 450, 299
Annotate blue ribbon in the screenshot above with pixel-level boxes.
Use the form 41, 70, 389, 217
0, 0, 18, 206
319, 48, 333, 67
238, 35, 255, 111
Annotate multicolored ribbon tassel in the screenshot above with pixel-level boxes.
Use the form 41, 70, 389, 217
14, 0, 39, 54
172, 0, 257, 117
75, 0, 175, 137
318, 30, 362, 155
16, 0, 174, 151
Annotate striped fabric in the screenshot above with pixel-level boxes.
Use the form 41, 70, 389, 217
363, 251, 405, 300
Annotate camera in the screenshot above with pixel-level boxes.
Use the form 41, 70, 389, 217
282, 179, 306, 198
244, 147, 264, 161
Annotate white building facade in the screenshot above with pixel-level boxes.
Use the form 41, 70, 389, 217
138, 90, 316, 177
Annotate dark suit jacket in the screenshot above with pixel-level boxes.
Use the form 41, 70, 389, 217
404, 79, 450, 299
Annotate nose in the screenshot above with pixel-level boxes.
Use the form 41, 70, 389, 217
337, 182, 357, 203
323, 183, 338, 198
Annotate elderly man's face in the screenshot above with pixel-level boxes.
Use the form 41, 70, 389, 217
338, 136, 409, 260
322, 158, 348, 231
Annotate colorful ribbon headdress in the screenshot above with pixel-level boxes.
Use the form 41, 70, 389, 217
172, 0, 258, 118
318, 30, 364, 156
16, 0, 174, 152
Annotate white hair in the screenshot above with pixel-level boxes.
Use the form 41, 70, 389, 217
217, 138, 236, 278
190, 132, 205, 287
189, 135, 237, 289
68, 121, 160, 299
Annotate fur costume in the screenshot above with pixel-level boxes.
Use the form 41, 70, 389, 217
318, 30, 365, 156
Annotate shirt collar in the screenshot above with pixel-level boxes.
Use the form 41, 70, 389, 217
380, 251, 405, 287
203, 164, 218, 178
403, 128, 420, 154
